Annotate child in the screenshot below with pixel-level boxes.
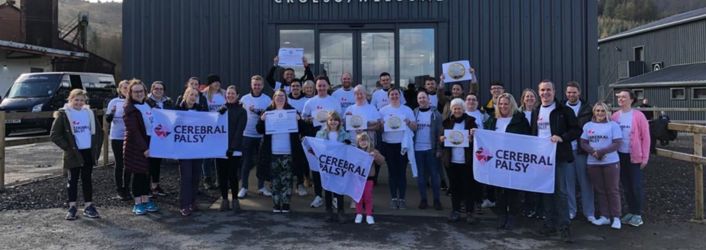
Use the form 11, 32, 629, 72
50, 89, 103, 220
315, 111, 350, 223
354, 133, 385, 224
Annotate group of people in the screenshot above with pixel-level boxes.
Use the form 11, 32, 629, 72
50, 58, 650, 243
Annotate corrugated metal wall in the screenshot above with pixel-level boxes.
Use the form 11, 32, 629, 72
123, 0, 598, 103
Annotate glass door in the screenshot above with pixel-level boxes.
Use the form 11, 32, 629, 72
360, 32, 395, 92
319, 32, 353, 87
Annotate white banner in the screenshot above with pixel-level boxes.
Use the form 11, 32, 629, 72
301, 137, 373, 202
472, 130, 556, 194
149, 109, 228, 159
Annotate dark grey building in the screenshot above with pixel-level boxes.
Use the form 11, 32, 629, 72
599, 7, 706, 122
123, 0, 598, 103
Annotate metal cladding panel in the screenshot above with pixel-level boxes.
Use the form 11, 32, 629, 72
124, 0, 598, 102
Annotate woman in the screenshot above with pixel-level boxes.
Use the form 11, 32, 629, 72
482, 93, 531, 229
379, 87, 417, 210
464, 93, 486, 129
519, 88, 538, 124
440, 98, 478, 224
175, 87, 209, 216
518, 88, 542, 219
123, 79, 159, 215
106, 80, 131, 200
257, 90, 304, 214
413, 91, 443, 210
145, 81, 173, 197
216, 85, 247, 212
302, 80, 316, 98
612, 89, 650, 227
581, 102, 623, 229
316, 111, 350, 223
175, 77, 209, 108
202, 75, 227, 190
50, 89, 103, 220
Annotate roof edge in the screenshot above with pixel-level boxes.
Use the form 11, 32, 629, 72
0, 39, 89, 58
599, 13, 706, 44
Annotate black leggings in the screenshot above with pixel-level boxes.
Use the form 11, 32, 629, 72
312, 171, 323, 197
216, 156, 242, 200
497, 188, 521, 216
132, 173, 150, 197
149, 157, 162, 184
325, 191, 344, 212
67, 149, 94, 203
111, 140, 131, 192
448, 163, 479, 213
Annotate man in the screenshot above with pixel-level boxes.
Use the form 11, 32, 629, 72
563, 81, 595, 223
266, 56, 315, 94
238, 75, 273, 198
422, 76, 441, 112
484, 80, 505, 115
531, 79, 581, 243
332, 72, 356, 111
638, 98, 654, 121
371, 72, 406, 110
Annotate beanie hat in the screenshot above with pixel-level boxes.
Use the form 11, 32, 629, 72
207, 74, 221, 85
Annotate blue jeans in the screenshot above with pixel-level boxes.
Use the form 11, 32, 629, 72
415, 150, 441, 202
566, 151, 595, 218
544, 161, 571, 229
383, 142, 407, 200
240, 136, 265, 190
619, 153, 644, 215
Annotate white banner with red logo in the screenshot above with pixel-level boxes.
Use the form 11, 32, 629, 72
301, 137, 373, 202
149, 109, 228, 159
472, 129, 557, 194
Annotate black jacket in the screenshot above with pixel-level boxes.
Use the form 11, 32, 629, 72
441, 114, 477, 167
484, 111, 531, 135
223, 102, 247, 156
256, 104, 306, 178
530, 100, 581, 163
266, 65, 315, 91
562, 99, 592, 154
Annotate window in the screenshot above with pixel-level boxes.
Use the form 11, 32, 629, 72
693, 87, 706, 100
634, 46, 644, 62
671, 88, 686, 100
632, 89, 644, 100
30, 67, 44, 73
399, 28, 435, 90
279, 30, 316, 78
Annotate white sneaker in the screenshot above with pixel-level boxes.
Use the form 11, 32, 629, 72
332, 197, 338, 209
237, 188, 248, 198
350, 201, 357, 209
611, 217, 622, 229
258, 187, 272, 197
592, 216, 611, 226
587, 216, 597, 224
296, 185, 308, 196
481, 199, 495, 208
354, 214, 363, 224
366, 215, 375, 224
310, 196, 323, 208
569, 213, 576, 220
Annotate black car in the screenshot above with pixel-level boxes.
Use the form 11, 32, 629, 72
0, 72, 116, 136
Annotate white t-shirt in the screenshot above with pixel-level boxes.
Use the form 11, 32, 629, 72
465, 110, 485, 130
379, 105, 415, 143
345, 103, 381, 130
332, 87, 356, 111
134, 103, 154, 136
207, 92, 226, 112
581, 121, 622, 165
523, 110, 532, 124
371, 88, 406, 110
106, 97, 126, 140
240, 93, 272, 138
414, 110, 432, 151
271, 133, 291, 155
618, 110, 634, 153
451, 122, 466, 164
328, 131, 339, 141
302, 95, 342, 128
288, 95, 309, 113
495, 117, 512, 133
67, 108, 92, 150
274, 81, 292, 95
537, 102, 555, 138
566, 100, 582, 150
429, 93, 439, 110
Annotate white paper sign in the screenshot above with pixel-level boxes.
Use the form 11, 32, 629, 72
383, 114, 405, 132
345, 114, 368, 131
472, 129, 557, 194
149, 109, 228, 159
442, 60, 472, 83
444, 129, 469, 147
265, 109, 299, 134
278, 48, 304, 66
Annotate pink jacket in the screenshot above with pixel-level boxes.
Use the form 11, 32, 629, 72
612, 109, 651, 165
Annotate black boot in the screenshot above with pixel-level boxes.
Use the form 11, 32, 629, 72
219, 199, 230, 211
232, 199, 241, 213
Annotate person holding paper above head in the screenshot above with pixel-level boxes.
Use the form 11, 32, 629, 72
482, 93, 531, 230
379, 87, 417, 210
256, 90, 304, 214
439, 81, 466, 120
530, 79, 581, 243
238, 75, 273, 199
440, 98, 479, 224
174, 87, 208, 216
413, 90, 444, 211
371, 72, 406, 110
332, 72, 356, 111
215, 85, 247, 213
302, 75, 342, 208
267, 55, 314, 94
